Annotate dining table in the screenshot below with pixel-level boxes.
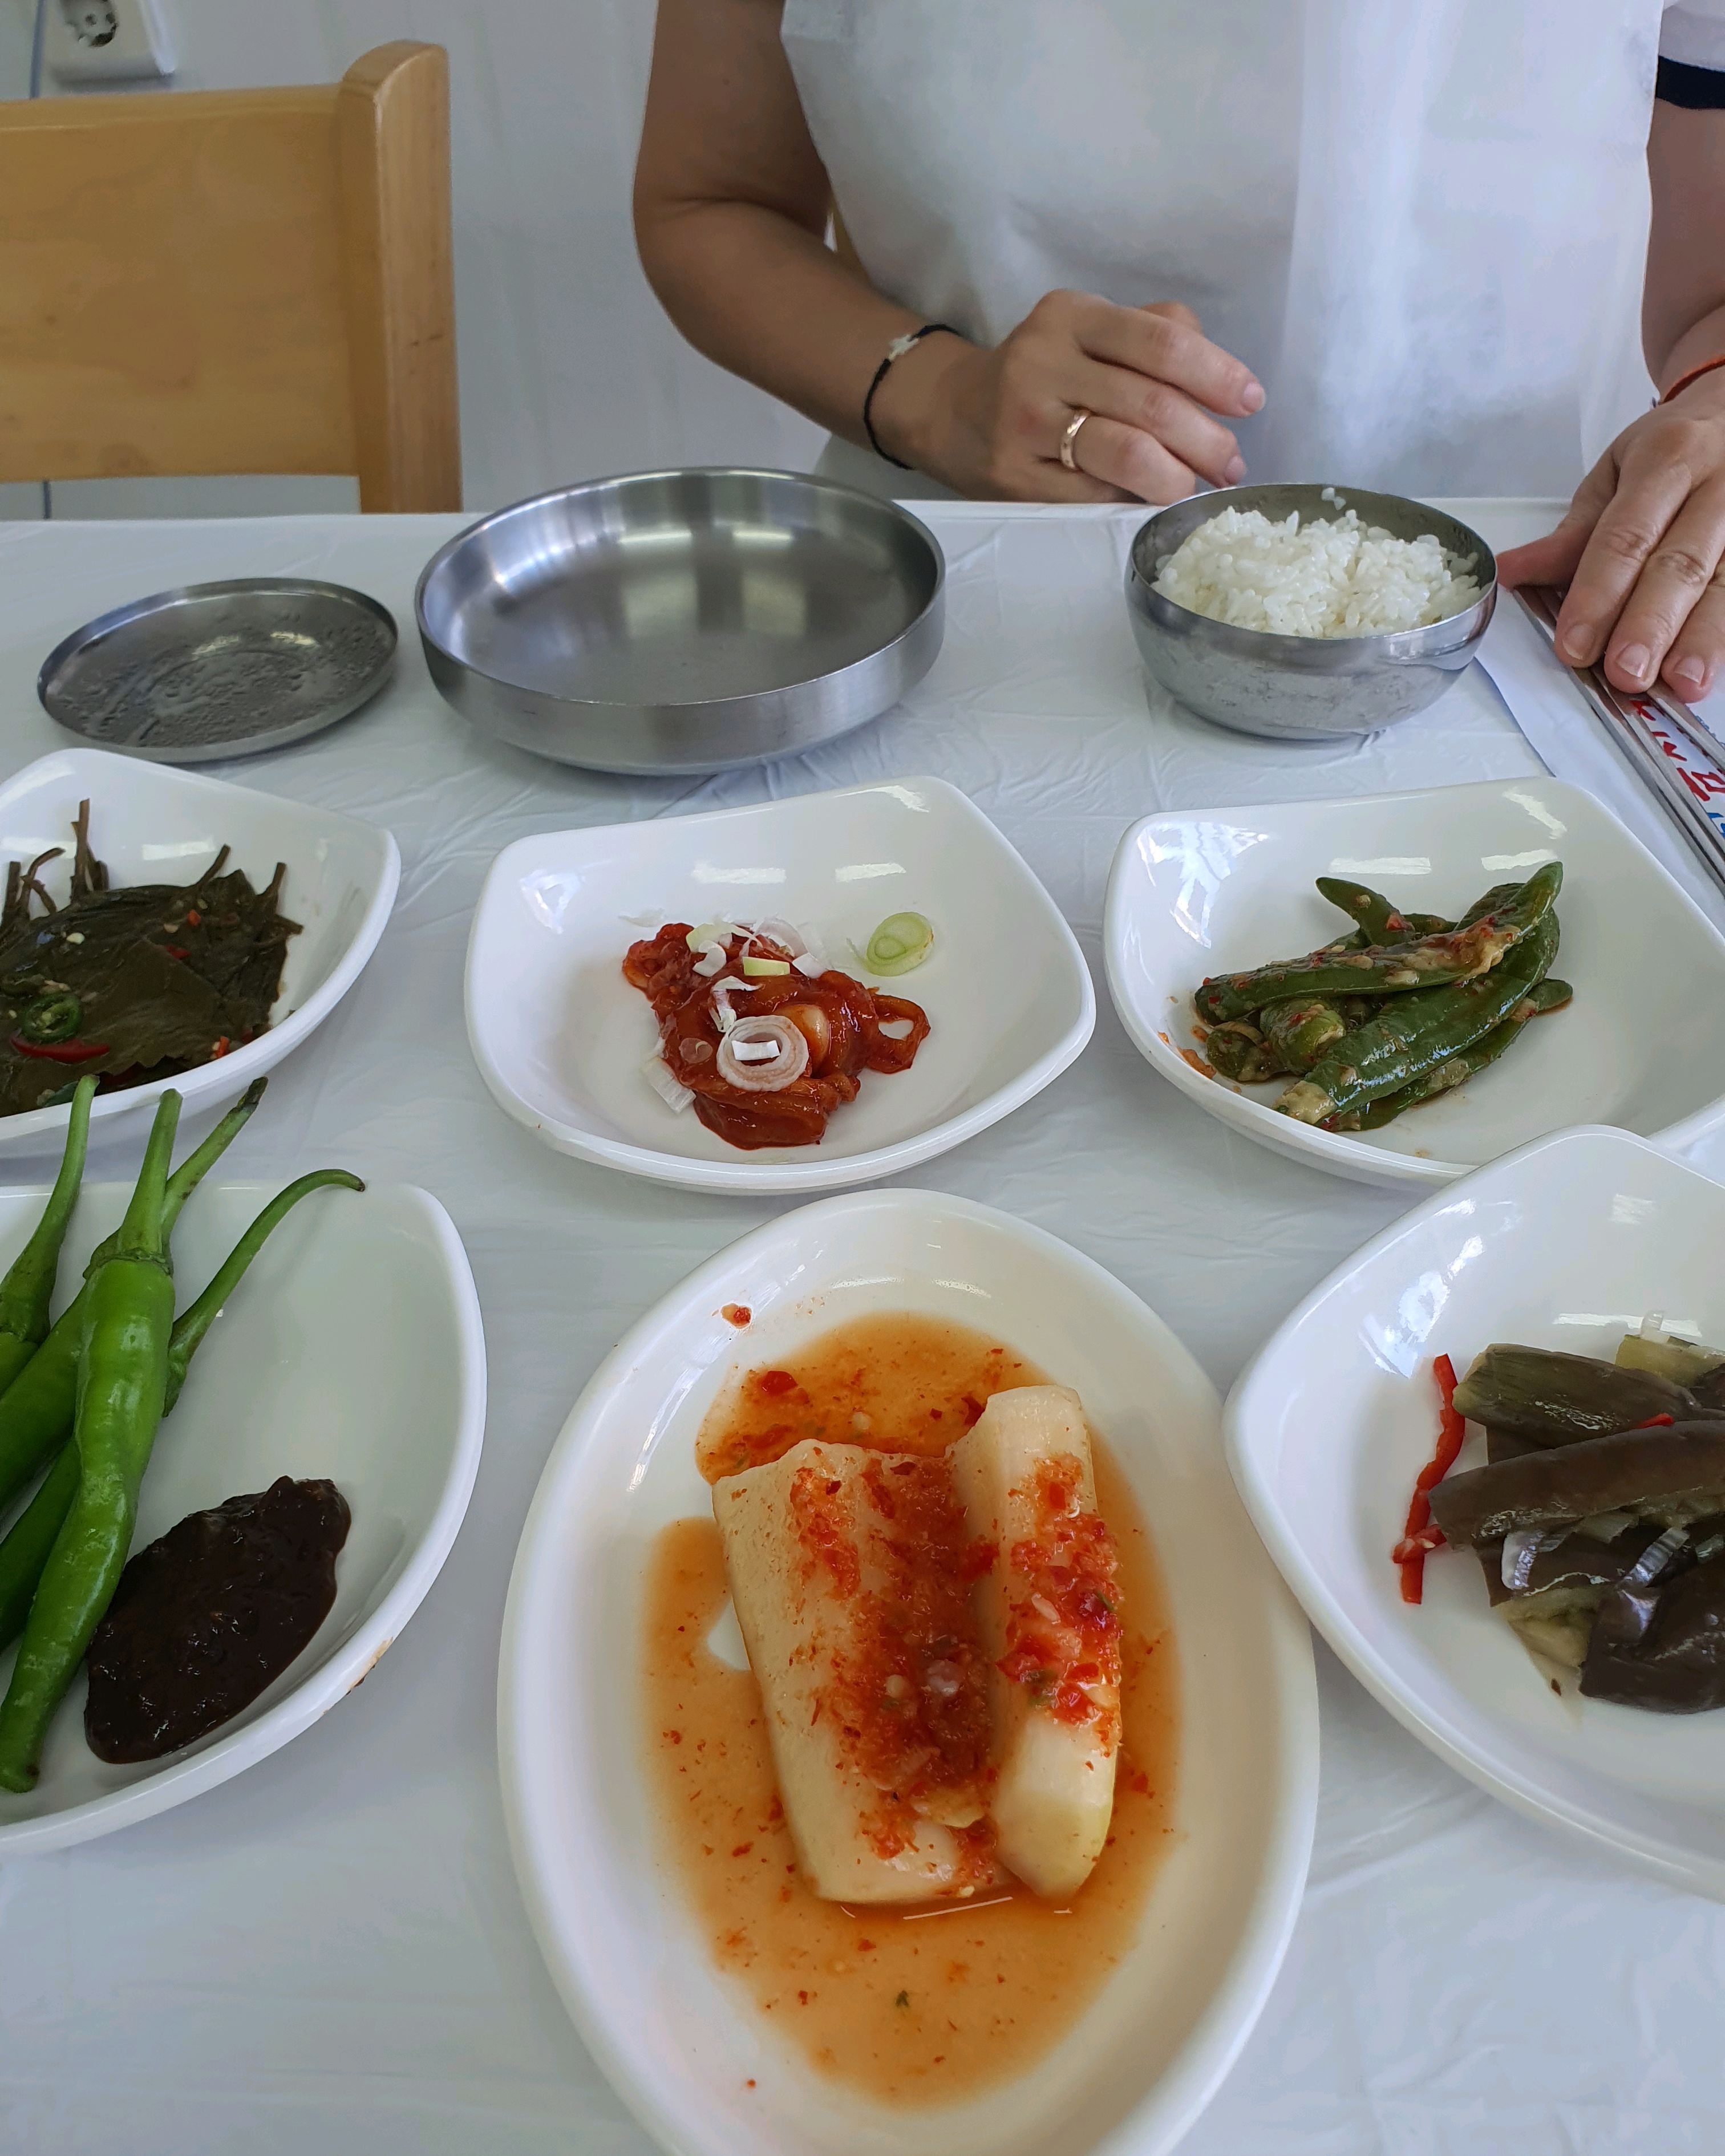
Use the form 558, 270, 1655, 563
0, 496, 1719, 2156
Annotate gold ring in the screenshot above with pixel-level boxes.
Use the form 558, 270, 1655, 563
1059, 408, 1091, 471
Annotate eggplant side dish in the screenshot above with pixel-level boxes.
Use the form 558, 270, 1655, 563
0, 802, 298, 1117
1404, 1326, 1725, 1713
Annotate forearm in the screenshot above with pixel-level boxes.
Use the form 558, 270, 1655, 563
1645, 101, 1725, 387
1658, 301, 1725, 394
635, 196, 942, 448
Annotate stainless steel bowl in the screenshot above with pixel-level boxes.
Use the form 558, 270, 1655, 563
1124, 483, 1496, 742
416, 469, 945, 776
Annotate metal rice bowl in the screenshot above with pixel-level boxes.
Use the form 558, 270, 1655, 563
1124, 483, 1497, 743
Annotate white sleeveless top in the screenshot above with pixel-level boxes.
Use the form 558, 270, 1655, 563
782, 0, 1712, 499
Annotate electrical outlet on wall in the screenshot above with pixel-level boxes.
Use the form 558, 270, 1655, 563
46, 0, 175, 83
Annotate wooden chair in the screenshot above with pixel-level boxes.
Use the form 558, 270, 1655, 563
0, 42, 460, 512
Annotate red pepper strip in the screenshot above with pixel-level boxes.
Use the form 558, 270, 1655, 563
1637, 1412, 1675, 1428
1397, 1353, 1467, 1604
10, 1035, 109, 1064
162, 945, 189, 962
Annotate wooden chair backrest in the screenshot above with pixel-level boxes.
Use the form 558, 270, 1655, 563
0, 41, 460, 511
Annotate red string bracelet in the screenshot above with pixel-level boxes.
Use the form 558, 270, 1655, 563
1660, 355, 1725, 406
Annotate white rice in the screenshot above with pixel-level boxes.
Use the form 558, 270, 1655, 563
1152, 502, 1481, 638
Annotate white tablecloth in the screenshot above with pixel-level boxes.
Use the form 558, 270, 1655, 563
1, 501, 1719, 2156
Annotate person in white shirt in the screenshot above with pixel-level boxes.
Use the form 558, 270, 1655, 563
635, 2, 1725, 704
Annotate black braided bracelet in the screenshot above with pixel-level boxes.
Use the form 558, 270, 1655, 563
862, 322, 961, 469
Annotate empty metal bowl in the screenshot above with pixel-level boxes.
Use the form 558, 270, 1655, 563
415, 469, 945, 776
1124, 483, 1496, 743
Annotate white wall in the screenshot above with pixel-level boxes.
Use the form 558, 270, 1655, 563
0, 0, 824, 520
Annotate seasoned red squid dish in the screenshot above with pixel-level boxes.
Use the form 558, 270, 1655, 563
623, 921, 930, 1149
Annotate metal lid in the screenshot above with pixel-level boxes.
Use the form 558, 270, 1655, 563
38, 578, 398, 764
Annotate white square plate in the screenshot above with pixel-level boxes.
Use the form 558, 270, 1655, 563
1104, 777, 1725, 1187
0, 1176, 485, 1857
464, 777, 1093, 1193
0, 749, 399, 1162
499, 1189, 1317, 2156
1226, 1125, 1725, 1895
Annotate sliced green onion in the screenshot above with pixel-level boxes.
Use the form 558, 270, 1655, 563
740, 956, 790, 977
860, 913, 934, 977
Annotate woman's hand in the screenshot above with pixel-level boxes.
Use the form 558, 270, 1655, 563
1498, 370, 1725, 700
870, 291, 1264, 504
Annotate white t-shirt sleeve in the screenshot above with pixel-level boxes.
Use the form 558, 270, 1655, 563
1662, 3, 1725, 70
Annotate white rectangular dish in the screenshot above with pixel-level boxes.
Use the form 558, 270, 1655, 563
0, 748, 399, 1164
498, 1188, 1317, 2156
0, 1176, 484, 1858
1226, 1125, 1725, 1895
465, 777, 1092, 1193
1104, 776, 1725, 1187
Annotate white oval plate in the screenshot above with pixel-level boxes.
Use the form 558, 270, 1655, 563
1226, 1124, 1725, 1896
0, 1176, 485, 1857
0, 748, 399, 1162
465, 777, 1093, 1194
1104, 776, 1725, 1188
499, 1189, 1317, 2156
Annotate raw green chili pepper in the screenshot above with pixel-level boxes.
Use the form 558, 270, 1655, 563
1196, 862, 1560, 1024
0, 1077, 266, 1519
0, 1089, 181, 1790
0, 1075, 94, 1399
0, 1442, 75, 1654
0, 1165, 363, 1655
160, 1167, 364, 1404
1275, 905, 1559, 1127
18, 992, 83, 1047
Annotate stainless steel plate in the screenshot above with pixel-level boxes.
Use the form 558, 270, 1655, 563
39, 579, 398, 764
415, 469, 945, 776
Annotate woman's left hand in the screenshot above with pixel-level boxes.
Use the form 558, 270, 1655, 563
1497, 368, 1725, 700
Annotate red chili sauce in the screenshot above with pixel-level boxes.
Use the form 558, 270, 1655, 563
998, 1458, 1124, 1740
789, 1447, 999, 1879
623, 925, 929, 1149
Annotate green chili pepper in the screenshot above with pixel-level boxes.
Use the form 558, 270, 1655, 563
160, 1168, 364, 1404
1197, 863, 1560, 1025
1314, 879, 1445, 946
1203, 1019, 1285, 1083
1324, 980, 1573, 1132
0, 1077, 266, 1520
1276, 905, 1560, 1128
0, 1166, 364, 1656
1257, 993, 1380, 1073
0, 1442, 76, 1654
0, 1075, 94, 1399
17, 992, 83, 1047
0, 1089, 181, 1790
1457, 881, 1524, 928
